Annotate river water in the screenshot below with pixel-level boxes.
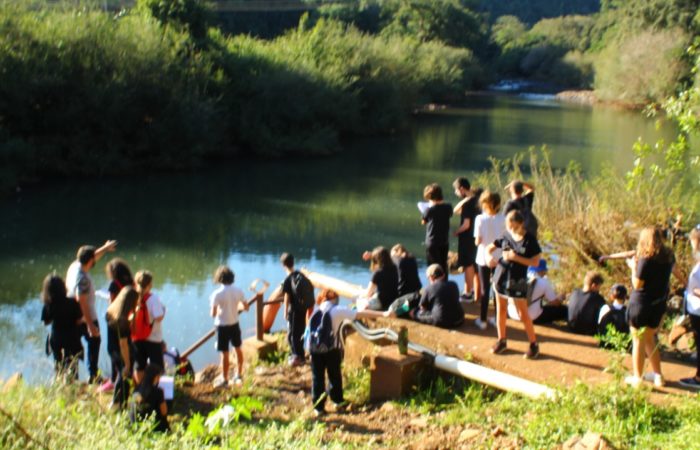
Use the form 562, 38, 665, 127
0, 94, 681, 382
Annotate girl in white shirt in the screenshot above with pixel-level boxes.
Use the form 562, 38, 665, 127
680, 226, 700, 389
473, 191, 506, 330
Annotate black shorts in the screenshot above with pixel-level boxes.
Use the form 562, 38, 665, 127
133, 340, 164, 372
457, 236, 477, 267
216, 323, 242, 352
627, 298, 666, 329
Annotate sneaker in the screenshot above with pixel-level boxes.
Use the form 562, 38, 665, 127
679, 377, 700, 389
642, 372, 665, 388
213, 377, 228, 389
524, 342, 540, 360
331, 401, 349, 413
474, 318, 488, 331
491, 339, 507, 354
229, 375, 243, 387
460, 293, 474, 303
313, 409, 326, 418
487, 317, 497, 328
624, 375, 642, 389
96, 379, 115, 393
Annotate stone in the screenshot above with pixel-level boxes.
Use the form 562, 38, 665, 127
459, 428, 480, 442
491, 426, 504, 437
409, 417, 428, 428
369, 347, 425, 401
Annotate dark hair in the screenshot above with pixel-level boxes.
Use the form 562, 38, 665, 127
423, 183, 443, 201
105, 258, 133, 287
214, 265, 234, 285
280, 252, 294, 269
77, 245, 96, 265
453, 177, 470, 191
512, 181, 524, 195
42, 274, 67, 305
584, 271, 604, 287
370, 246, 394, 272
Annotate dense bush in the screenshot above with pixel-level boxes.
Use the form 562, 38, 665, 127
0, 4, 479, 191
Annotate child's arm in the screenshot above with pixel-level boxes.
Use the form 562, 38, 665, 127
210, 304, 218, 318
364, 282, 377, 299
503, 251, 540, 268
283, 292, 291, 321
598, 250, 635, 264
454, 218, 470, 236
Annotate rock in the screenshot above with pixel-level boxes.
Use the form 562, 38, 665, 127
459, 428, 480, 442
409, 417, 429, 428
564, 432, 613, 450
2, 372, 22, 392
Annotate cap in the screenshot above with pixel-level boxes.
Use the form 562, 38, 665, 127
610, 283, 628, 300
527, 259, 548, 275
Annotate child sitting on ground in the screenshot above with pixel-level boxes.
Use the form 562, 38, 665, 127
597, 283, 630, 342
567, 271, 606, 336
210, 265, 249, 387
307, 289, 388, 417
130, 363, 169, 432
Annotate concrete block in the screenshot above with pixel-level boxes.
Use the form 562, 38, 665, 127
369, 347, 425, 401
343, 330, 392, 369
243, 335, 278, 361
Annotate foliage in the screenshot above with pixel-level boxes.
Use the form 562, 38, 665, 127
478, 0, 600, 25
136, 0, 212, 40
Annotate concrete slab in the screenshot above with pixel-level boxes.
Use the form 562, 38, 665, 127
243, 335, 278, 361
369, 347, 425, 401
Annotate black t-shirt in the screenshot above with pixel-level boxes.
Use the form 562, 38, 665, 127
423, 203, 453, 246
371, 265, 399, 310
493, 231, 541, 283
415, 279, 463, 328
41, 295, 83, 334
459, 196, 480, 239
504, 192, 534, 215
629, 255, 675, 304
282, 271, 305, 312
394, 255, 422, 297
567, 289, 606, 335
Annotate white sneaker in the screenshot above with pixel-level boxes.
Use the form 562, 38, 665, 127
642, 372, 665, 387
487, 317, 497, 328
213, 376, 228, 389
474, 318, 487, 330
624, 375, 642, 388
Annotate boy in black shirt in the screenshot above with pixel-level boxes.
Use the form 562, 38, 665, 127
504, 180, 538, 238
421, 183, 452, 277
453, 177, 480, 301
281, 253, 311, 367
567, 271, 606, 335
411, 264, 464, 329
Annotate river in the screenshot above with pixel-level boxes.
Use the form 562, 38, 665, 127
0, 94, 681, 382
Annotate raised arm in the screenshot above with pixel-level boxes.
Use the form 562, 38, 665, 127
94, 240, 118, 262
598, 250, 635, 264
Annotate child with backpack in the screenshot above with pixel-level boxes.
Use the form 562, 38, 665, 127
129, 363, 169, 432
281, 253, 316, 367
597, 283, 630, 343
131, 270, 165, 384
210, 265, 250, 387
306, 289, 387, 417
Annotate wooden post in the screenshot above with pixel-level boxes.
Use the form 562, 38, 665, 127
256, 295, 264, 341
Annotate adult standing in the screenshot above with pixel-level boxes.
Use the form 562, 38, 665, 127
66, 240, 117, 382
453, 177, 480, 301
600, 227, 681, 388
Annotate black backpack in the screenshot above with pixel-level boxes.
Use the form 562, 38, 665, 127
305, 305, 336, 354
291, 271, 315, 310
598, 306, 629, 336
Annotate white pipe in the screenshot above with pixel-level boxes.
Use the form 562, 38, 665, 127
434, 354, 556, 400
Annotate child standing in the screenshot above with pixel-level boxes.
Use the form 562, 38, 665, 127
473, 191, 505, 330
41, 274, 83, 380
281, 253, 315, 366
421, 183, 453, 277
453, 177, 480, 301
210, 265, 249, 387
680, 225, 700, 389
308, 289, 388, 416
487, 210, 542, 359
132, 270, 166, 384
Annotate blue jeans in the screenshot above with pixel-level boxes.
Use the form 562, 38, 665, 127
310, 349, 343, 411
80, 320, 101, 381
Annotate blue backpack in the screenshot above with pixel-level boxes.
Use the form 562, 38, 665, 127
305, 305, 336, 354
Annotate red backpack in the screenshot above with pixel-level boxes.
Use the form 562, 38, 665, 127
131, 292, 153, 342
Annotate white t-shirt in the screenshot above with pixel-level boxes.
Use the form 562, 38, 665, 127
210, 284, 244, 326
687, 262, 700, 316
318, 301, 358, 337
474, 213, 505, 266
598, 302, 625, 324
507, 276, 557, 321
145, 293, 165, 343
66, 260, 97, 321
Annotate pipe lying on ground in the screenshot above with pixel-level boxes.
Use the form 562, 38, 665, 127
346, 320, 556, 400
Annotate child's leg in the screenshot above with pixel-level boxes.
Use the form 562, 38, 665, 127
630, 326, 644, 378
643, 327, 662, 375
310, 354, 327, 412
326, 349, 344, 405
477, 265, 491, 321
221, 351, 230, 381
463, 264, 475, 295
495, 291, 508, 340
692, 315, 700, 380
514, 299, 537, 343
234, 346, 244, 378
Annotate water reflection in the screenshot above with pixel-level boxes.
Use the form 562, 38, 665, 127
0, 95, 682, 381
